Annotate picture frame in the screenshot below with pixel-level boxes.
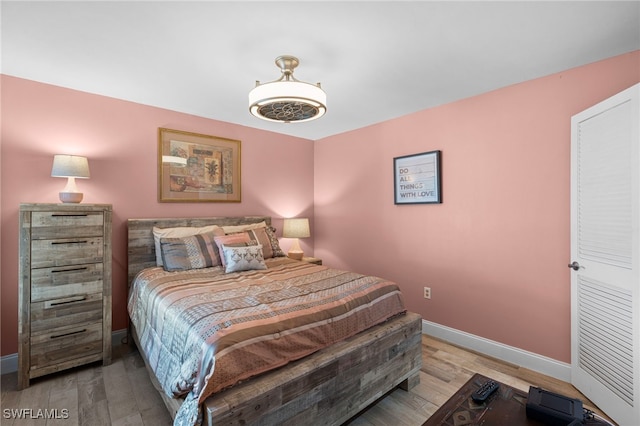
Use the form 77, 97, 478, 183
393, 150, 442, 204
158, 128, 241, 202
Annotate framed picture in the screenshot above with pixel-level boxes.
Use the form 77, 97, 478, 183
158, 128, 241, 202
393, 150, 442, 204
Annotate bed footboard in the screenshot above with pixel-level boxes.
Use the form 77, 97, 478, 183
202, 311, 422, 425
133, 311, 422, 425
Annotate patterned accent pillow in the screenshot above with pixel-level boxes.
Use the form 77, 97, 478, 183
228, 226, 285, 259
242, 228, 275, 259
213, 233, 251, 267
221, 244, 267, 273
152, 225, 224, 266
160, 232, 221, 272
266, 226, 286, 257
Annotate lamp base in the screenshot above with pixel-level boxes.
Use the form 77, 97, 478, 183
59, 192, 83, 203
288, 250, 304, 261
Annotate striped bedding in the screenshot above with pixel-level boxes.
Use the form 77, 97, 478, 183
127, 257, 406, 425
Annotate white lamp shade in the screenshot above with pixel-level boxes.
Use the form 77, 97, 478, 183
249, 81, 326, 109
51, 155, 90, 178
282, 218, 310, 238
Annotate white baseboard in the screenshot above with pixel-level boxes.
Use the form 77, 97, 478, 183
1, 353, 17, 375
422, 319, 571, 382
111, 328, 129, 347
1, 329, 128, 375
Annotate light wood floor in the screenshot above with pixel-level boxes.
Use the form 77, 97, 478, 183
1, 335, 614, 425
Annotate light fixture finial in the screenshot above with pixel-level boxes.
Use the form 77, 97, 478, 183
275, 55, 299, 79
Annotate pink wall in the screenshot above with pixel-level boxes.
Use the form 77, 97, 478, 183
1, 76, 315, 356
2, 51, 638, 363
314, 51, 640, 363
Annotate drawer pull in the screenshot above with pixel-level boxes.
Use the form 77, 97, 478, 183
50, 329, 87, 339
51, 240, 88, 245
46, 296, 87, 308
51, 214, 89, 217
51, 267, 88, 273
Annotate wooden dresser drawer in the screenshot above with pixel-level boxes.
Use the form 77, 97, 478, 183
30, 211, 104, 239
30, 292, 103, 333
31, 237, 104, 268
31, 263, 103, 302
30, 321, 103, 372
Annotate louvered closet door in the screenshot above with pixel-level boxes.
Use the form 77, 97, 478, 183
570, 83, 639, 426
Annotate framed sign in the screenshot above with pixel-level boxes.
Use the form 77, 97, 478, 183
393, 150, 442, 204
158, 128, 241, 202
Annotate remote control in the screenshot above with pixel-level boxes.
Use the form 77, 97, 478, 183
471, 380, 500, 402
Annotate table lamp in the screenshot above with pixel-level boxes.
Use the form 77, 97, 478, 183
282, 218, 310, 260
51, 154, 90, 203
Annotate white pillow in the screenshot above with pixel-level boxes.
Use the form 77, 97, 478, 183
152, 225, 223, 266
221, 221, 267, 234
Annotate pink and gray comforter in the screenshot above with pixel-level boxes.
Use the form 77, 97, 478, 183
128, 257, 406, 425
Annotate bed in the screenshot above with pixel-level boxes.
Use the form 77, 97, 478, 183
127, 216, 422, 425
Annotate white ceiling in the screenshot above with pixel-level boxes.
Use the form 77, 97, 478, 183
2, 1, 639, 141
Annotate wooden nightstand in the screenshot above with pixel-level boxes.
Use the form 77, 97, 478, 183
18, 203, 112, 389
302, 257, 322, 265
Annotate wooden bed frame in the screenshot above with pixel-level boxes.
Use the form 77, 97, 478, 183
127, 216, 422, 425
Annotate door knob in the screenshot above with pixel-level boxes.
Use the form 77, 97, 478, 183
568, 261, 582, 271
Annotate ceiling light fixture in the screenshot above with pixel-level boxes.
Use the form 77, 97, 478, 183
249, 55, 326, 123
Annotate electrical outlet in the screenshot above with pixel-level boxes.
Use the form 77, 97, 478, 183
423, 287, 431, 299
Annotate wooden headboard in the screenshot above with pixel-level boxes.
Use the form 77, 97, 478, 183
127, 216, 271, 285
